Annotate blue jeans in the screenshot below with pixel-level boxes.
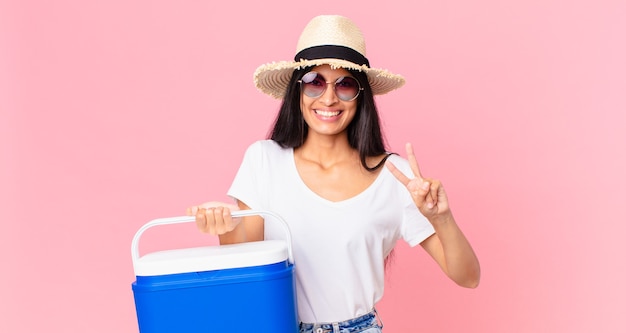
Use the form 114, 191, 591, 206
299, 309, 383, 333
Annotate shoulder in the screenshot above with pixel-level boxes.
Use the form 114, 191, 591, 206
386, 153, 415, 178
241, 140, 292, 164
245, 140, 289, 156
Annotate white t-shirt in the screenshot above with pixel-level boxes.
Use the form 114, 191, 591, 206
227, 140, 435, 323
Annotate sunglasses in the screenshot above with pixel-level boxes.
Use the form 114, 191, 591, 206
298, 71, 363, 102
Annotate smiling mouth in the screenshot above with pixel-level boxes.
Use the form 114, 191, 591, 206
315, 110, 342, 117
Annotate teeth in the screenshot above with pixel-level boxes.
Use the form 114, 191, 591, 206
315, 110, 341, 117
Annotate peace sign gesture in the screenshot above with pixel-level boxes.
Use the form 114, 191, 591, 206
386, 143, 451, 220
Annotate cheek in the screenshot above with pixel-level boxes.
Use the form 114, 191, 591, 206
300, 96, 315, 115
346, 104, 358, 118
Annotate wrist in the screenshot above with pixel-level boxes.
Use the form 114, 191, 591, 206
429, 211, 455, 228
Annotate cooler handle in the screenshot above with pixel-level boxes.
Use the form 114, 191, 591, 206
131, 210, 294, 265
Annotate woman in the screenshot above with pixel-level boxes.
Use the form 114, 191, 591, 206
188, 15, 480, 333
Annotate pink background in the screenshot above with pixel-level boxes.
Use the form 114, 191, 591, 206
2, 1, 625, 332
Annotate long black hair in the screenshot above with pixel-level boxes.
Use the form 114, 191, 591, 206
268, 67, 392, 172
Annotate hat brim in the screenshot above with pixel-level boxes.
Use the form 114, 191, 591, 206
254, 59, 405, 99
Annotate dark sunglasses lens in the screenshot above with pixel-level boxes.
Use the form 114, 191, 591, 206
335, 76, 360, 101
300, 72, 361, 101
301, 72, 326, 98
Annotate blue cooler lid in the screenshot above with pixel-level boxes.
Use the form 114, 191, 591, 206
133, 240, 289, 276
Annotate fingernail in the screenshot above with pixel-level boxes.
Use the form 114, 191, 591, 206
422, 182, 430, 190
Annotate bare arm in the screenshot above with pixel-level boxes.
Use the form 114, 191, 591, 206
386, 143, 480, 288
419, 214, 480, 288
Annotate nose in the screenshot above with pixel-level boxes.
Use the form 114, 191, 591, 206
318, 82, 339, 106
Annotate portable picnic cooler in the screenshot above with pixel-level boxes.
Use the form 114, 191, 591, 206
131, 210, 298, 333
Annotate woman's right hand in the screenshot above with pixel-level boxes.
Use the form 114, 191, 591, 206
186, 201, 242, 235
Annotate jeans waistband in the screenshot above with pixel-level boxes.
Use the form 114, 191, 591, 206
299, 309, 382, 333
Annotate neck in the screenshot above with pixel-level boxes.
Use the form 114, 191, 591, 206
296, 132, 356, 167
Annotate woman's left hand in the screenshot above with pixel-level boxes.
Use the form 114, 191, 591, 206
386, 143, 451, 220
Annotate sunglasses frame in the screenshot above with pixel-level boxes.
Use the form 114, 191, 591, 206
298, 71, 364, 102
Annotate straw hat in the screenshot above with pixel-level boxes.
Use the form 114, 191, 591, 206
253, 15, 406, 99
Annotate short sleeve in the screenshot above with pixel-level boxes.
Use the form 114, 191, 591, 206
401, 203, 435, 247
387, 155, 436, 246
227, 141, 266, 209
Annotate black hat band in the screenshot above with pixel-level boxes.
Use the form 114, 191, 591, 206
294, 45, 370, 67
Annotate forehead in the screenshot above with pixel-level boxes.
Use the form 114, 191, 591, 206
310, 64, 351, 78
